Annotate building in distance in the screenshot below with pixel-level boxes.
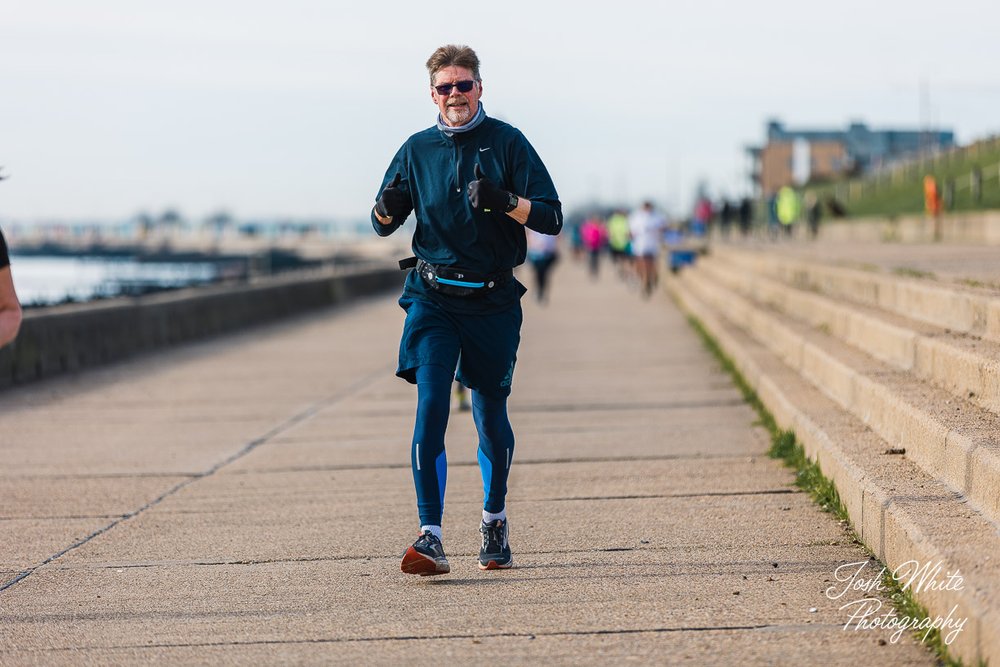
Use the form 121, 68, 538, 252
747, 118, 955, 196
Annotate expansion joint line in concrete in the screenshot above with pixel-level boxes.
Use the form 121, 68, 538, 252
549, 489, 797, 502
220, 453, 762, 476
0, 364, 393, 595
26, 624, 781, 652
510, 397, 747, 413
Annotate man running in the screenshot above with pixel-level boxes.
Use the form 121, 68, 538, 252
371, 45, 562, 575
628, 201, 665, 297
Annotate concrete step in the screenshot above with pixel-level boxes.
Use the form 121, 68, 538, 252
696, 254, 1000, 417
666, 272, 1000, 665
675, 264, 1000, 529
711, 245, 1000, 343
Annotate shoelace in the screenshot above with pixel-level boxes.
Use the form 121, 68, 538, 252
482, 522, 503, 551
418, 532, 441, 552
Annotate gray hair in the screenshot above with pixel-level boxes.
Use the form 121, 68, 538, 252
426, 44, 481, 84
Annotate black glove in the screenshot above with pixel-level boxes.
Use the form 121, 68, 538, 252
468, 164, 517, 213
375, 173, 412, 218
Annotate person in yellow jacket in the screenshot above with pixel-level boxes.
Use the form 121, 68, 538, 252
776, 186, 801, 237
606, 209, 632, 278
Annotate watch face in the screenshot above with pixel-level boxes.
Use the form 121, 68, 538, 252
507, 193, 518, 210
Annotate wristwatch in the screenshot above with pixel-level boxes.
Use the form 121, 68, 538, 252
504, 192, 519, 213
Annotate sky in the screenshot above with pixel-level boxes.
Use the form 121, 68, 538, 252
2, 0, 999, 224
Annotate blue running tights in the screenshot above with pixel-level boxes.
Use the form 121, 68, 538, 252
412, 365, 514, 526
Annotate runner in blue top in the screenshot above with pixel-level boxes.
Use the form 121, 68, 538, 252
372, 44, 562, 576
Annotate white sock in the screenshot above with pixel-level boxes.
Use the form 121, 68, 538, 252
420, 524, 442, 541
483, 509, 506, 524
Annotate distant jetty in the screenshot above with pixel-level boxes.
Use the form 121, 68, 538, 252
8, 227, 411, 308
7, 224, 410, 267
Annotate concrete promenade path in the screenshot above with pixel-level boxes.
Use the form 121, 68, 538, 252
0, 257, 935, 665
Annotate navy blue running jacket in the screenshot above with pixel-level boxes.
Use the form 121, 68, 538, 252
372, 115, 562, 314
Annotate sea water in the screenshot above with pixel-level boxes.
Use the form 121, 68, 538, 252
10, 256, 218, 306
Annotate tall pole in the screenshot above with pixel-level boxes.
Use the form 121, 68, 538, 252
919, 76, 930, 156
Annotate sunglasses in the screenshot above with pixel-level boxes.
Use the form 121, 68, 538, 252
434, 80, 476, 95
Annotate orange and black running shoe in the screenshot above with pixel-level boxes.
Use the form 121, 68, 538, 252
401, 531, 450, 576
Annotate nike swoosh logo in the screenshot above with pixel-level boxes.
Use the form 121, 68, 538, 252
479, 147, 491, 152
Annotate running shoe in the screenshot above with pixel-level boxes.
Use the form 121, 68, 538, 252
400, 530, 450, 576
478, 519, 513, 570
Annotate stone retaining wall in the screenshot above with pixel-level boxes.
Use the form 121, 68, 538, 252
0, 265, 402, 390
816, 210, 1000, 243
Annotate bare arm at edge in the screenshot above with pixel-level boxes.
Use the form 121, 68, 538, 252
0, 266, 22, 348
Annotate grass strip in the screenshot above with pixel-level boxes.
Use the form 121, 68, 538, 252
684, 313, 974, 666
